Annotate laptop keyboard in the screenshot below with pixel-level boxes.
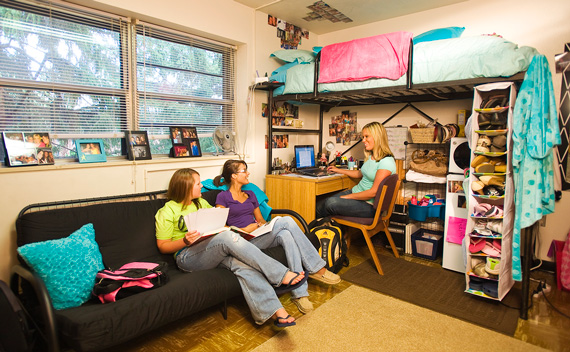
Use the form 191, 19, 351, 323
298, 168, 327, 177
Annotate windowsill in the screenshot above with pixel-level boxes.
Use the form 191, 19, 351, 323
0, 154, 235, 174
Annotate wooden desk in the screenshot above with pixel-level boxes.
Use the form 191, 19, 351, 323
265, 174, 358, 224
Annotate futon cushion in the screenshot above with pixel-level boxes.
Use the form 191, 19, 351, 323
17, 223, 104, 310
17, 199, 170, 270
55, 268, 242, 351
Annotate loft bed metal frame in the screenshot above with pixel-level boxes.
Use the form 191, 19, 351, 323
257, 40, 531, 320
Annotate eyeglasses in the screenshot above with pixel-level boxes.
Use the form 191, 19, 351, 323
178, 216, 187, 231
235, 169, 248, 174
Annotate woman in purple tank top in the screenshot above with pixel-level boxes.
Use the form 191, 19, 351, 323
214, 160, 342, 314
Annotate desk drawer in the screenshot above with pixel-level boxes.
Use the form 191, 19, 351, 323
315, 178, 344, 195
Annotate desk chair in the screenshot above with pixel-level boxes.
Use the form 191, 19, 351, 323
332, 174, 401, 275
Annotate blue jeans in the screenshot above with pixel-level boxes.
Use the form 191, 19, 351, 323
316, 190, 375, 219
176, 230, 288, 324
250, 216, 326, 299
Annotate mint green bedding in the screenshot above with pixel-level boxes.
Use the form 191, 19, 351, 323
280, 36, 538, 95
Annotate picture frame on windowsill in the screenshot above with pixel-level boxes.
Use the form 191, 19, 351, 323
125, 131, 152, 161
75, 139, 107, 163
2, 132, 54, 167
169, 126, 202, 158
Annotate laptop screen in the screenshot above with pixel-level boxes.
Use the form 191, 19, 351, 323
295, 145, 315, 169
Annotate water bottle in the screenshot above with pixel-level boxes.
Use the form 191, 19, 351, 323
411, 195, 417, 205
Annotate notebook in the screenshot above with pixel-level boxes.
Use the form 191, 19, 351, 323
294, 145, 327, 177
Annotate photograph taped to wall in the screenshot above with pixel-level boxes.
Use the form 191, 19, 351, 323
76, 139, 106, 163
271, 101, 298, 119
125, 130, 151, 160
330, 110, 358, 145
2, 132, 53, 167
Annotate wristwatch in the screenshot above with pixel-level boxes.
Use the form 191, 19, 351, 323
183, 237, 191, 246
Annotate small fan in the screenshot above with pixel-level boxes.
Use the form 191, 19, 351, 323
212, 127, 235, 155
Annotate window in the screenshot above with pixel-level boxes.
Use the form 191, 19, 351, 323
136, 23, 235, 155
0, 0, 235, 160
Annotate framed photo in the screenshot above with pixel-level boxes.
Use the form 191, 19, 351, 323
2, 132, 54, 167
169, 126, 202, 158
75, 139, 107, 163
125, 131, 151, 160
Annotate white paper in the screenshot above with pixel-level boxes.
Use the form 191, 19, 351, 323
184, 207, 229, 235
249, 216, 281, 237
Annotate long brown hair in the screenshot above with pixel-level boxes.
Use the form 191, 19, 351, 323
362, 121, 393, 161
166, 168, 201, 209
213, 159, 247, 187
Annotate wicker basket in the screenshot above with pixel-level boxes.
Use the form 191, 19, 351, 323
410, 127, 437, 143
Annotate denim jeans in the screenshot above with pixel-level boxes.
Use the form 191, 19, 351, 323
316, 190, 376, 219
250, 216, 326, 299
176, 230, 288, 324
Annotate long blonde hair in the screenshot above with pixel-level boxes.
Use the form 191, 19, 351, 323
166, 168, 202, 209
362, 122, 393, 161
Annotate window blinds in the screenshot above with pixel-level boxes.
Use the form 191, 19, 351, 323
135, 22, 236, 138
0, 0, 130, 137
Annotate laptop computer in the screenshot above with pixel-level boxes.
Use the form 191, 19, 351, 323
294, 145, 327, 177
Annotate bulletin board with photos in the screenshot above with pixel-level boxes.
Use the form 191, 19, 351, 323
169, 126, 202, 158
2, 132, 54, 167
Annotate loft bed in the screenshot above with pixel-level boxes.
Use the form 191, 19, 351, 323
269, 31, 538, 108
260, 30, 540, 321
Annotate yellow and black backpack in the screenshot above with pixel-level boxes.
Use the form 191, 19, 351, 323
307, 218, 349, 273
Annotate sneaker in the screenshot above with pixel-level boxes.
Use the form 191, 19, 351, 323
485, 257, 501, 275
292, 296, 314, 314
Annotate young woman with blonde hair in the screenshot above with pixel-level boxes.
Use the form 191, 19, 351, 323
316, 121, 396, 219
155, 168, 306, 327
214, 160, 341, 314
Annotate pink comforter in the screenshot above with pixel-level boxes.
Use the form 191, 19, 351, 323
318, 31, 413, 84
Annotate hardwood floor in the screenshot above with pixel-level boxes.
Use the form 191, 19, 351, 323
108, 234, 570, 352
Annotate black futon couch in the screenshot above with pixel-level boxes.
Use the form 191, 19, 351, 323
12, 190, 308, 352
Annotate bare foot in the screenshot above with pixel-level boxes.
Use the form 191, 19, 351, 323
282, 271, 305, 286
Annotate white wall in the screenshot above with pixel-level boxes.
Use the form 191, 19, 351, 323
252, 11, 320, 176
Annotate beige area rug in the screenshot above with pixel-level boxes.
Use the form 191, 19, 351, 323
252, 285, 547, 352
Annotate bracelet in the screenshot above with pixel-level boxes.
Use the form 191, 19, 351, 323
183, 237, 191, 246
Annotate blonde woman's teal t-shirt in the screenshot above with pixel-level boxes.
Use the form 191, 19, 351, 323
352, 156, 396, 203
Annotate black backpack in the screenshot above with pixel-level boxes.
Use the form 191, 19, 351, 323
307, 218, 349, 274
0, 280, 36, 352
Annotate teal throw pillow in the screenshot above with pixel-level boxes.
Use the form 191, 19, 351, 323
17, 223, 104, 310
270, 49, 315, 63
413, 26, 465, 44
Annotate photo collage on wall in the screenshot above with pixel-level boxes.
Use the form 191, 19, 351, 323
265, 134, 289, 149
329, 110, 358, 145
269, 101, 299, 126
2, 132, 54, 167
267, 15, 309, 49
170, 127, 201, 158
